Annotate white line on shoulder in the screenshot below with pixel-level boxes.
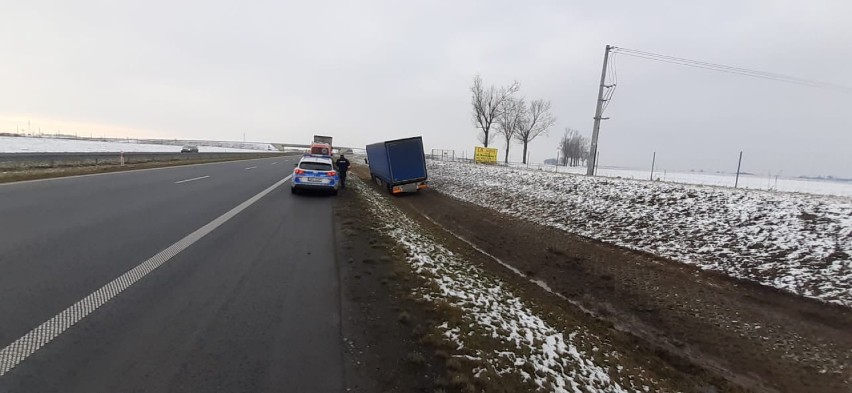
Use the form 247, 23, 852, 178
0, 174, 293, 377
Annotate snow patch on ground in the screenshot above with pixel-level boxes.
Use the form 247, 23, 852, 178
0, 136, 273, 153
428, 160, 852, 307
500, 162, 852, 198
354, 177, 669, 392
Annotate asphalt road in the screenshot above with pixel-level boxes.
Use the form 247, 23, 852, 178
0, 156, 344, 392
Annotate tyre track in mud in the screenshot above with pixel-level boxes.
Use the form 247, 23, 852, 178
351, 166, 852, 393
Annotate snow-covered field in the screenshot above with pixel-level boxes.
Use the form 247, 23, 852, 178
490, 162, 852, 197
354, 177, 666, 392
428, 160, 852, 307
0, 136, 274, 153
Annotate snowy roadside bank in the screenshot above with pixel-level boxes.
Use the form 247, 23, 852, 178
353, 177, 672, 392
427, 160, 852, 307
497, 161, 852, 198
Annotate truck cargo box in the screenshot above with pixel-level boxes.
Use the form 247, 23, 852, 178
313, 135, 333, 146
365, 136, 428, 193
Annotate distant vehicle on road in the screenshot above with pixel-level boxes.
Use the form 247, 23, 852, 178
180, 145, 199, 153
313, 135, 333, 147
309, 142, 332, 156
291, 154, 339, 195
366, 136, 428, 194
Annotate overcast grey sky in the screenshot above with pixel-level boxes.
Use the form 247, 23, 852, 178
3, 0, 851, 176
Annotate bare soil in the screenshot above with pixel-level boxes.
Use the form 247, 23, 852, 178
349, 166, 851, 393
350, 169, 728, 392
335, 189, 453, 392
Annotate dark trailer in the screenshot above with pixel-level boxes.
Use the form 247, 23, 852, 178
366, 136, 428, 194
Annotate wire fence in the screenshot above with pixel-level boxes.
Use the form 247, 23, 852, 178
426, 155, 852, 197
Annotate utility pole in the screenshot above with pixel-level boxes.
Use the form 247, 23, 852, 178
650, 151, 656, 180
555, 148, 560, 173
587, 44, 612, 176
734, 151, 743, 188
595, 151, 600, 175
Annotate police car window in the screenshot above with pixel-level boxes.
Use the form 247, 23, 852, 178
300, 162, 333, 171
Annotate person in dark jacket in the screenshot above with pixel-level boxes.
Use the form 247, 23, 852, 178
335, 155, 351, 189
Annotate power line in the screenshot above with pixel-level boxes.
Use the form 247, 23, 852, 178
601, 51, 619, 114
612, 47, 852, 93
617, 48, 795, 78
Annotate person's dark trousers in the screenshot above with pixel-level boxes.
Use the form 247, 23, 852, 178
339, 172, 347, 188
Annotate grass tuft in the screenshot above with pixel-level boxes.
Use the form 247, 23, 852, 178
398, 310, 411, 325
406, 351, 426, 366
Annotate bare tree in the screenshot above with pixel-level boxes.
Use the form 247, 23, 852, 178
559, 128, 589, 167
495, 97, 524, 163
471, 75, 519, 148
558, 131, 570, 166
514, 99, 556, 164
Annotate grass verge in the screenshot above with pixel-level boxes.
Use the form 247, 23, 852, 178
348, 170, 741, 392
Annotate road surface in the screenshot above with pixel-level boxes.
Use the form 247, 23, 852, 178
0, 156, 344, 392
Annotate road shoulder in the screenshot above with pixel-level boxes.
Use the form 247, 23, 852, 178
336, 188, 451, 392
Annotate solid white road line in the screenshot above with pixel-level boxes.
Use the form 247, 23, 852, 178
0, 175, 293, 377
245, 166, 257, 170
174, 175, 210, 184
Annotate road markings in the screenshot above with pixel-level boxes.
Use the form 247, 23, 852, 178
174, 175, 210, 184
245, 166, 257, 170
0, 156, 294, 187
271, 162, 279, 165
0, 175, 293, 377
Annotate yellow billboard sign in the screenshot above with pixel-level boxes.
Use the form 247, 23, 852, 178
474, 146, 498, 164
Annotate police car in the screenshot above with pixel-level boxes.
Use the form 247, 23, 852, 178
291, 154, 339, 195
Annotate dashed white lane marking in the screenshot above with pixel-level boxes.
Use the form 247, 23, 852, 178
174, 175, 210, 184
0, 175, 293, 377
244, 166, 257, 170
271, 162, 279, 165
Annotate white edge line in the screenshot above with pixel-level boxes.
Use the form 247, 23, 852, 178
174, 175, 210, 184
0, 156, 294, 187
0, 174, 293, 376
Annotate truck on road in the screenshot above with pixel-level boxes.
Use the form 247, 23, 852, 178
309, 142, 332, 156
366, 136, 428, 194
313, 135, 333, 147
